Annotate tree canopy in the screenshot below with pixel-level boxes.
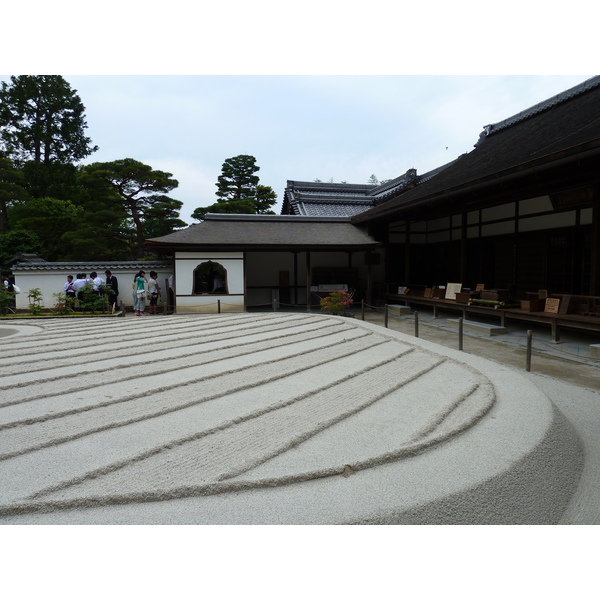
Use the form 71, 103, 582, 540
192, 154, 277, 221
0, 156, 29, 234
216, 154, 260, 201
0, 75, 97, 167
0, 75, 198, 266
79, 158, 185, 259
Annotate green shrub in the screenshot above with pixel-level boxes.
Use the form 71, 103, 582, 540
27, 288, 44, 315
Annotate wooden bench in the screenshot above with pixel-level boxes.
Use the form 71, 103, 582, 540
385, 292, 600, 343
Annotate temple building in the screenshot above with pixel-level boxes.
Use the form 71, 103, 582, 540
148, 76, 600, 334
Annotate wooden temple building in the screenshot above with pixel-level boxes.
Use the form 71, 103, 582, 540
149, 76, 600, 339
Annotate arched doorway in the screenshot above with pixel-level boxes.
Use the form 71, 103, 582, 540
193, 261, 229, 294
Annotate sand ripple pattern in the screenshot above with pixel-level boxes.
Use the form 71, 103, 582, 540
0, 313, 495, 515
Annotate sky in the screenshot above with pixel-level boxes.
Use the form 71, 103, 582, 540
2, 2, 597, 226
1, 74, 594, 224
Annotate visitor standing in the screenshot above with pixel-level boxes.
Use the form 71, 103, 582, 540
90, 271, 104, 295
105, 270, 119, 305
212, 273, 224, 292
1, 272, 16, 313
63, 275, 76, 300
2, 272, 14, 293
72, 274, 89, 301
133, 270, 147, 316
147, 271, 161, 315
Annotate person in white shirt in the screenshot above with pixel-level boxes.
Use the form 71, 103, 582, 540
71, 273, 90, 301
147, 271, 161, 315
63, 275, 76, 300
90, 271, 104, 295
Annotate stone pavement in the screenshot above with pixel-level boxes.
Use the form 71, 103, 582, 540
357, 306, 600, 391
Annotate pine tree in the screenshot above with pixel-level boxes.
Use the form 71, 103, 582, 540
79, 158, 183, 259
192, 154, 277, 221
0, 75, 97, 166
215, 154, 260, 201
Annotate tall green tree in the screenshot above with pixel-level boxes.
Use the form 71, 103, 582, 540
0, 229, 42, 269
216, 154, 260, 201
192, 154, 277, 221
0, 75, 98, 201
61, 170, 133, 261
78, 158, 184, 259
0, 156, 30, 234
255, 184, 278, 214
0, 75, 97, 167
7, 196, 83, 261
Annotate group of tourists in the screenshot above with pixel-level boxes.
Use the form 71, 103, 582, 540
63, 269, 162, 315
132, 270, 162, 316
3, 269, 163, 316
63, 270, 120, 304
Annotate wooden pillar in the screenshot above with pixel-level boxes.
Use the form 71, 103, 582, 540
293, 251, 298, 305
460, 211, 467, 282
366, 252, 373, 306
243, 251, 247, 310
305, 251, 311, 311
513, 201, 520, 295
405, 221, 411, 283
590, 185, 600, 295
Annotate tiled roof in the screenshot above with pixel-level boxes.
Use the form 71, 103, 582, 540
353, 75, 600, 222
282, 163, 456, 218
476, 75, 600, 143
12, 260, 172, 272
147, 214, 380, 249
290, 200, 376, 217
282, 181, 376, 216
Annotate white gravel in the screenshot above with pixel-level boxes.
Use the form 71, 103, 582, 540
0, 313, 588, 524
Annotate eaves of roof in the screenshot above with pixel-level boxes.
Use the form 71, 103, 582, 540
476, 75, 600, 141
147, 214, 381, 249
353, 79, 600, 223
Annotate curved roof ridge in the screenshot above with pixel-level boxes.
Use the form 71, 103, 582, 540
477, 75, 600, 143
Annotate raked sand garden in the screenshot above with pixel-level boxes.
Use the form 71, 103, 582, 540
0, 312, 587, 524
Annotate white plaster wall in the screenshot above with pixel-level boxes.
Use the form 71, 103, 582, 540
12, 273, 52, 311
174, 252, 244, 313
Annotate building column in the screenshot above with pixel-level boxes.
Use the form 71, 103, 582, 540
243, 251, 247, 310
366, 252, 373, 306
293, 251, 298, 305
405, 221, 411, 283
460, 211, 467, 282
305, 251, 311, 311
590, 185, 600, 295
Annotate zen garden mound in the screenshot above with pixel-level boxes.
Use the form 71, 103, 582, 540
0, 312, 583, 524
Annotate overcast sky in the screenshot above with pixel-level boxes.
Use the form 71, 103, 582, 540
1, 74, 594, 223
3, 2, 597, 226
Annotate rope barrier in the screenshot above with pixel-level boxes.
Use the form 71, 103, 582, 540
163, 299, 594, 364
